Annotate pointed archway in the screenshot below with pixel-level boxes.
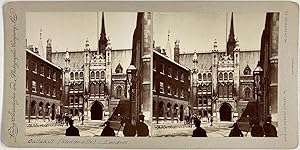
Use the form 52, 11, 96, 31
91, 101, 103, 120
220, 103, 232, 121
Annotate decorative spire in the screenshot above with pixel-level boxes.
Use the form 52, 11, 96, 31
168, 30, 170, 42
65, 49, 70, 61
235, 38, 240, 51
38, 27, 44, 57
40, 28, 42, 40
226, 12, 236, 56
99, 12, 108, 56
166, 30, 171, 58
193, 50, 198, 63
85, 38, 90, 49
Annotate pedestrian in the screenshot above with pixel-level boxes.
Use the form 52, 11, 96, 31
136, 115, 149, 136
65, 119, 80, 136
210, 116, 214, 127
123, 118, 136, 137
229, 123, 244, 137
263, 116, 277, 137
65, 114, 70, 126
81, 115, 84, 125
101, 121, 115, 136
192, 119, 207, 137
250, 118, 264, 137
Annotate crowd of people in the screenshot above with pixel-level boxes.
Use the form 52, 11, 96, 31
65, 114, 149, 137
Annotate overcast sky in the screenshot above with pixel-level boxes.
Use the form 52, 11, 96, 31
153, 12, 267, 56
26, 12, 137, 54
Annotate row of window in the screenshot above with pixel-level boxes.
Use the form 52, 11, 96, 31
198, 73, 212, 81
69, 96, 84, 104
218, 72, 234, 81
154, 60, 187, 82
70, 71, 106, 80
198, 97, 212, 105
218, 84, 234, 98
156, 81, 185, 98
27, 80, 59, 97
90, 83, 105, 95
198, 85, 212, 92
27, 59, 61, 81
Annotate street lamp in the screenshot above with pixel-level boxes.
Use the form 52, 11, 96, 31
126, 64, 137, 123
253, 62, 263, 125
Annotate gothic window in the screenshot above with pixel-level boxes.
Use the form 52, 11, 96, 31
203, 73, 207, 81
160, 82, 164, 93
32, 80, 37, 92
180, 88, 184, 98
174, 86, 178, 96
161, 62, 165, 74
47, 85, 50, 96
96, 71, 100, 79
75, 72, 78, 80
202, 85, 207, 91
70, 96, 74, 103
168, 66, 172, 77
80, 72, 84, 79
181, 72, 184, 81
101, 71, 105, 79
100, 83, 105, 94
243, 65, 252, 75
203, 97, 208, 105
218, 85, 223, 97
95, 84, 100, 95
245, 87, 251, 100
224, 73, 228, 80
219, 73, 223, 81
52, 87, 56, 97
208, 73, 212, 81
79, 83, 84, 91
90, 84, 95, 95
229, 72, 233, 80
91, 71, 95, 79
115, 63, 123, 73
48, 69, 51, 78
70, 72, 74, 80
208, 85, 212, 92
223, 85, 227, 97
116, 86, 122, 98
75, 96, 79, 103
174, 69, 178, 79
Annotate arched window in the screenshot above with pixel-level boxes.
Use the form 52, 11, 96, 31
100, 83, 105, 94
244, 65, 252, 75
90, 84, 95, 95
95, 84, 100, 95
116, 86, 122, 98
218, 85, 223, 97
207, 85, 212, 92
229, 84, 233, 97
38, 102, 44, 116
91, 71, 95, 79
198, 74, 202, 81
70, 72, 74, 80
245, 87, 251, 100
80, 72, 84, 79
203, 73, 207, 81
219, 73, 223, 81
224, 73, 228, 80
223, 85, 227, 97
96, 71, 100, 79
229, 72, 233, 80
115, 63, 123, 73
208, 73, 212, 81
75, 72, 79, 80
101, 71, 105, 79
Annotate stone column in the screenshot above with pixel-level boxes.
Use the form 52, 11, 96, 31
141, 12, 152, 129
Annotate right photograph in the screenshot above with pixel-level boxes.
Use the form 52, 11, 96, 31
152, 12, 279, 137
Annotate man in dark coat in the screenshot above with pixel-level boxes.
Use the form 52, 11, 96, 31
250, 118, 264, 137
101, 121, 115, 136
192, 120, 207, 137
123, 118, 136, 137
263, 116, 277, 137
229, 123, 244, 137
65, 120, 80, 136
136, 115, 149, 136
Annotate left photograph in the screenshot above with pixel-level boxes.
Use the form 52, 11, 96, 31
25, 12, 152, 137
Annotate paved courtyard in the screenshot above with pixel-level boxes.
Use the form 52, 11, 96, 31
25, 120, 253, 137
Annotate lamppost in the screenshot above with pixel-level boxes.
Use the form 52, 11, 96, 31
253, 63, 263, 125
126, 64, 137, 124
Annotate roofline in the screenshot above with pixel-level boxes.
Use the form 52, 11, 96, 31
26, 49, 63, 70
52, 49, 132, 54
180, 50, 260, 55
153, 50, 190, 71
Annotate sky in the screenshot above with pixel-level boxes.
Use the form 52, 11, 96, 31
26, 12, 137, 55
153, 12, 267, 57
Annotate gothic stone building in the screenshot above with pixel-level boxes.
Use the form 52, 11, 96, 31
167, 13, 260, 122
48, 13, 132, 121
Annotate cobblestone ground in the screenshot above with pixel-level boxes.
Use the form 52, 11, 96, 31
25, 121, 125, 137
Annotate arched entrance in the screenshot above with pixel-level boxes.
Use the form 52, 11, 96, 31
91, 101, 103, 120
220, 103, 232, 121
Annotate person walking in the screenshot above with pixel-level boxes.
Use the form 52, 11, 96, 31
136, 115, 149, 137
123, 118, 136, 137
229, 123, 244, 137
101, 121, 115, 136
263, 116, 277, 137
250, 118, 264, 137
192, 120, 207, 137
65, 120, 80, 136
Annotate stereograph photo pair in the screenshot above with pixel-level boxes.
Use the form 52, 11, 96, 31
1, 0, 298, 149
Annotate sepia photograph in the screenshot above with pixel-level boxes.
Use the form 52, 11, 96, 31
152, 12, 278, 137
25, 12, 152, 137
